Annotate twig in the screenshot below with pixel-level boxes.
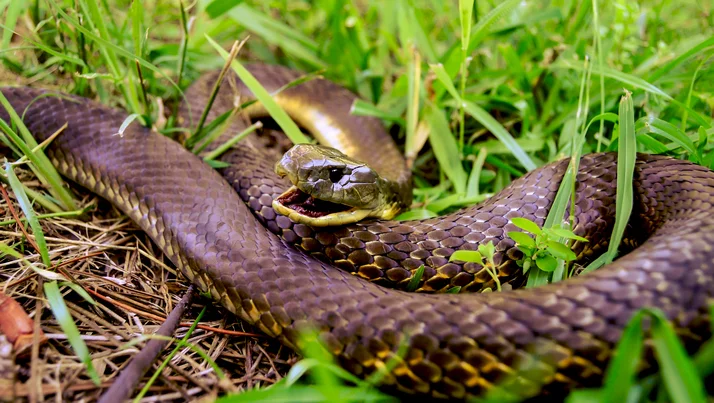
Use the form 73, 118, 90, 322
84, 287, 262, 337
97, 284, 196, 403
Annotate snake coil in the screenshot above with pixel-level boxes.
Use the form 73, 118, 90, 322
1, 64, 713, 400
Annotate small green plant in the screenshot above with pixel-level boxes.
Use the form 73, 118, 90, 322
507, 217, 588, 276
449, 241, 501, 292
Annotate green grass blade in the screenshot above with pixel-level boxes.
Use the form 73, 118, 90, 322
637, 117, 697, 158
591, 0, 606, 152
649, 310, 707, 403
0, 170, 64, 214
604, 91, 636, 264
78, 0, 141, 115
129, 0, 143, 59
459, 0, 474, 53
49, 2, 181, 94
552, 59, 711, 128
0, 240, 21, 259
350, 100, 405, 125
0, 94, 77, 211
406, 265, 425, 292
601, 311, 645, 402
175, 0, 189, 86
424, 102, 467, 194
226, 4, 325, 68
430, 63, 535, 171
205, 35, 308, 145
439, 0, 521, 91
404, 46, 421, 162
396, 0, 437, 63
134, 307, 214, 402
1, 0, 25, 51
44, 280, 101, 385
648, 35, 714, 83
203, 121, 262, 161
4, 162, 50, 267
462, 100, 536, 171
466, 147, 487, 198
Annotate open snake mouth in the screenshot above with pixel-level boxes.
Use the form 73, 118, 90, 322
274, 186, 353, 218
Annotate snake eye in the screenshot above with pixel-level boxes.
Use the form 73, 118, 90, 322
329, 168, 343, 183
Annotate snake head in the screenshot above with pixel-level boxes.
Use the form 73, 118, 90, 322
273, 144, 399, 226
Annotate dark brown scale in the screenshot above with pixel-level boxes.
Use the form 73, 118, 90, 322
1, 64, 713, 401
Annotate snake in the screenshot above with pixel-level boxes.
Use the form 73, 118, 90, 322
1, 63, 713, 401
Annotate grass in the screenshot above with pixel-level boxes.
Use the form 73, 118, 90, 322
0, 0, 713, 401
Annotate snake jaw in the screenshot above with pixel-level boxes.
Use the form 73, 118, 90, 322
273, 186, 372, 226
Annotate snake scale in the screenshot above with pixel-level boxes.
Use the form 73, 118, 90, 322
1, 63, 713, 400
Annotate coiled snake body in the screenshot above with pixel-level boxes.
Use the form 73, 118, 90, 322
1, 64, 713, 400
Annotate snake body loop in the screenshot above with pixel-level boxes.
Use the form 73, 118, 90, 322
1, 64, 713, 400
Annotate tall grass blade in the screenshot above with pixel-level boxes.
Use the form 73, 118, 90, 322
0, 93, 77, 211
424, 102, 467, 194
552, 60, 710, 127
405, 46, 421, 163
227, 4, 325, 68
1, 0, 24, 51
604, 91, 636, 264
4, 163, 50, 267
430, 63, 536, 171
206, 35, 309, 145
44, 280, 101, 385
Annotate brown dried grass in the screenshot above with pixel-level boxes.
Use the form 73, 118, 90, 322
0, 165, 296, 402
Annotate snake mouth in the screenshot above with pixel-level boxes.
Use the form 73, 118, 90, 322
274, 186, 353, 218
272, 186, 371, 226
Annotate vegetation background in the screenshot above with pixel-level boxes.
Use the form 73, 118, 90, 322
0, 0, 713, 402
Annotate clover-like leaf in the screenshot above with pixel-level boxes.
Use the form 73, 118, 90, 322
535, 253, 557, 272
508, 231, 536, 249
511, 217, 542, 235
547, 240, 578, 261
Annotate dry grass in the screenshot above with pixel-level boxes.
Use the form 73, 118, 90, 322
0, 165, 296, 402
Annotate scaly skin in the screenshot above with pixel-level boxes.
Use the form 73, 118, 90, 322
1, 66, 713, 400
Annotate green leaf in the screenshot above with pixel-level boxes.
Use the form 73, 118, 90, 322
445, 286, 462, 294
545, 241, 577, 262
449, 250, 484, 265
394, 209, 438, 221
507, 231, 536, 249
205, 0, 243, 18
535, 253, 557, 272
547, 228, 588, 242
510, 217, 542, 235
406, 265, 425, 292
478, 241, 496, 259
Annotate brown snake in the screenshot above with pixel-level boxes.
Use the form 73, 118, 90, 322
1, 64, 713, 400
